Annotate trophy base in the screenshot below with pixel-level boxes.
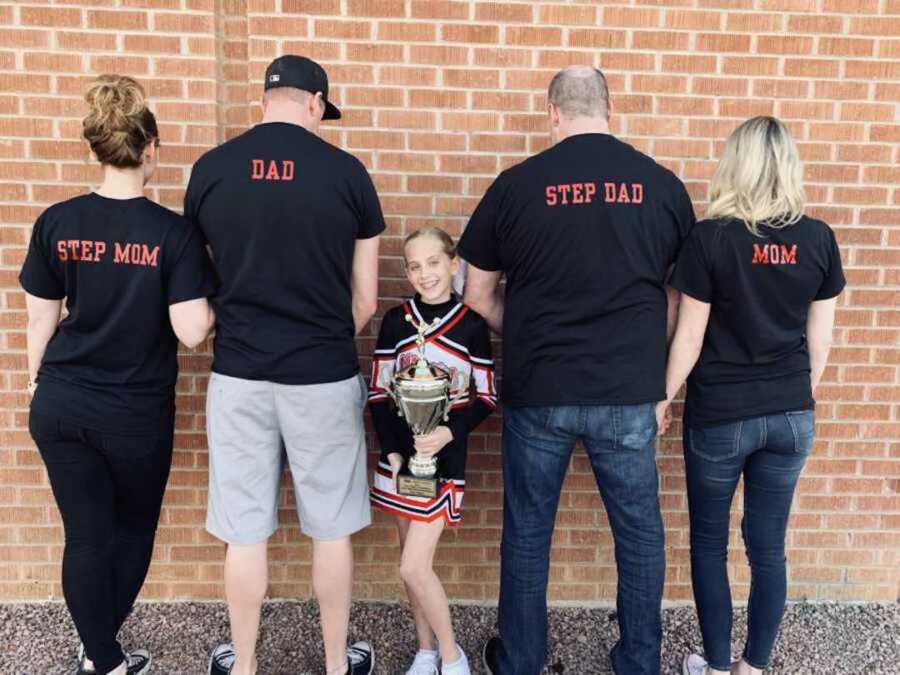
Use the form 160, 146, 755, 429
397, 470, 438, 499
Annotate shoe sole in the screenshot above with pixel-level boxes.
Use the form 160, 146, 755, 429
133, 655, 151, 675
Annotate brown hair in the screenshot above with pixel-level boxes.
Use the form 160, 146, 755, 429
83, 75, 158, 169
403, 227, 457, 259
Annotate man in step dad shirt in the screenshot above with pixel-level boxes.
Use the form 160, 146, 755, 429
460, 66, 695, 675
184, 56, 383, 675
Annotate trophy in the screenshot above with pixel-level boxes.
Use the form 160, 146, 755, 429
387, 314, 454, 498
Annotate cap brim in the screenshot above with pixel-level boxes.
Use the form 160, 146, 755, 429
323, 100, 341, 121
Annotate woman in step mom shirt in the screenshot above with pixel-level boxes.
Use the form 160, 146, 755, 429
19, 75, 217, 675
658, 116, 844, 675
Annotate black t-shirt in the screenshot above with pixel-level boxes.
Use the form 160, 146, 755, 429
458, 133, 696, 407
184, 121, 386, 384
670, 215, 846, 427
19, 193, 217, 433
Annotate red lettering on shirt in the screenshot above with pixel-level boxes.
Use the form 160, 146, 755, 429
57, 240, 107, 263
545, 185, 557, 206
252, 159, 295, 182
604, 182, 617, 202
604, 182, 644, 204
114, 242, 131, 264
572, 183, 584, 204
113, 243, 160, 267
545, 182, 597, 207
251, 159, 265, 180
281, 160, 294, 181
752, 243, 798, 265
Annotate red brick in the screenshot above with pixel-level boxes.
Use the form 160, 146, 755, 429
347, 0, 405, 17
87, 10, 147, 30
442, 24, 498, 44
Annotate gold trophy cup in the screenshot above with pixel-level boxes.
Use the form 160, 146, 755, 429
387, 314, 454, 498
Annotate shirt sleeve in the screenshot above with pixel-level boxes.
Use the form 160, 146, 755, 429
673, 178, 697, 245
669, 226, 713, 303
19, 212, 65, 300
447, 314, 497, 442
355, 163, 386, 240
368, 310, 413, 462
814, 226, 846, 301
458, 172, 506, 272
165, 226, 218, 305
183, 161, 203, 224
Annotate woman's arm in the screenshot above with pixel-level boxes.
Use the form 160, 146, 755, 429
806, 297, 838, 392
25, 292, 62, 386
169, 297, 215, 349
656, 294, 711, 432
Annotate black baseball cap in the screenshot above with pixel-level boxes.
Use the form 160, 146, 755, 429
264, 55, 341, 120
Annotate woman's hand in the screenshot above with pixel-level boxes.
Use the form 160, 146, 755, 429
413, 426, 453, 458
655, 401, 672, 436
386, 452, 403, 489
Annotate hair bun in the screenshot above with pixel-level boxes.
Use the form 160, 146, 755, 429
82, 74, 158, 169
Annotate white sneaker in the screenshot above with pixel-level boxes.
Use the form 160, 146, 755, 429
683, 653, 708, 675
441, 645, 470, 675
405, 648, 440, 675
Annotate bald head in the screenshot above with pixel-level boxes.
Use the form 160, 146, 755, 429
547, 66, 610, 120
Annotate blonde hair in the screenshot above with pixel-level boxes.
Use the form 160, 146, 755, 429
404, 227, 457, 259
707, 116, 805, 236
83, 75, 158, 169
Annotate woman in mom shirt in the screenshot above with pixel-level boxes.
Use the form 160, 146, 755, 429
19, 75, 216, 675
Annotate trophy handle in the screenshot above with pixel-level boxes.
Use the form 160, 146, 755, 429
442, 389, 467, 421
385, 382, 403, 417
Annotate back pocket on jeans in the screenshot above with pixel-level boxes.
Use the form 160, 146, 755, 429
785, 410, 815, 455
688, 422, 743, 462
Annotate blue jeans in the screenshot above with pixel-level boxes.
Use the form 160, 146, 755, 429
496, 404, 665, 675
685, 411, 814, 671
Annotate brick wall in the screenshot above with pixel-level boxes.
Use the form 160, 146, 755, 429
1, 0, 898, 604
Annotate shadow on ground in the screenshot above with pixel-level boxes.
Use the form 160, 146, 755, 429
0, 601, 897, 674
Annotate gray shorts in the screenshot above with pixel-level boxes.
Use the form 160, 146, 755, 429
205, 372, 372, 544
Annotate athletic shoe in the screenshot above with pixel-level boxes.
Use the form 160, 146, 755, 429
208, 644, 235, 675
482, 637, 500, 675
405, 648, 439, 675
124, 650, 151, 675
683, 653, 707, 675
76, 643, 93, 674
347, 641, 374, 675
440, 645, 470, 675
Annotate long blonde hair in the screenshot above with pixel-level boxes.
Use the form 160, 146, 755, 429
707, 116, 804, 236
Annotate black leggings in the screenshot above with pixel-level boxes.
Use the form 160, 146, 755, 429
29, 411, 173, 675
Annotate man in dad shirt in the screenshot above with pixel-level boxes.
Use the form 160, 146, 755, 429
460, 66, 695, 675
184, 56, 383, 675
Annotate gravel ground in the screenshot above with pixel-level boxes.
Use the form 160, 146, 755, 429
0, 601, 897, 674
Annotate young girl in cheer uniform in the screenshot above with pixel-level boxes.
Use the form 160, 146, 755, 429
369, 228, 496, 675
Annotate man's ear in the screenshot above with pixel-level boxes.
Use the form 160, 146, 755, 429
548, 102, 560, 128
312, 92, 325, 119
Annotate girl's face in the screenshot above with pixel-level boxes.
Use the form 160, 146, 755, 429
404, 235, 460, 304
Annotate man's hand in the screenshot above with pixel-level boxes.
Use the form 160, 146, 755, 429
413, 426, 453, 457
655, 401, 672, 436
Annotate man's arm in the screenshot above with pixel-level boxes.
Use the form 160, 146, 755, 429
351, 235, 380, 335
463, 263, 503, 334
